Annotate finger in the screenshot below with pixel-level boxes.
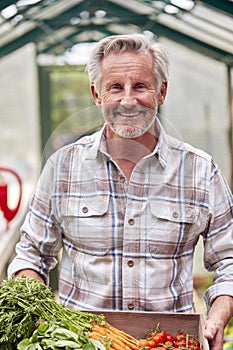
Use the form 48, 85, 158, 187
204, 320, 224, 350
208, 332, 223, 350
204, 319, 216, 340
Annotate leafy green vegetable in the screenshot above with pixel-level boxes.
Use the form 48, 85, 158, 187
0, 277, 105, 350
17, 322, 107, 350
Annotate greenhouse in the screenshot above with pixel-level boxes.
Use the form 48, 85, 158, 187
0, 0, 233, 344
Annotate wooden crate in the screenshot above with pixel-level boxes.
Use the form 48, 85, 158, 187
92, 311, 209, 350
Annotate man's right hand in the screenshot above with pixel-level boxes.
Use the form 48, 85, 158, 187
15, 269, 45, 283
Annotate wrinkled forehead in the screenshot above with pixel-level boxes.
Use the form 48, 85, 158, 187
101, 50, 154, 70
100, 51, 157, 88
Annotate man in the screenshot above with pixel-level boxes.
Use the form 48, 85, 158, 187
8, 34, 233, 349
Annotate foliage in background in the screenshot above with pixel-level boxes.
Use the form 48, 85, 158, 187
51, 65, 93, 131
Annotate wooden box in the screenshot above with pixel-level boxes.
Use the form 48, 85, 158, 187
92, 311, 209, 350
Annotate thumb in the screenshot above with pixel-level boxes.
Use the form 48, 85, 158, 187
204, 319, 224, 350
204, 319, 216, 340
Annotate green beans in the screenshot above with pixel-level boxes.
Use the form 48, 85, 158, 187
0, 277, 105, 349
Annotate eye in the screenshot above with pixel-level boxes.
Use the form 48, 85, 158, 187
110, 84, 122, 91
134, 83, 146, 90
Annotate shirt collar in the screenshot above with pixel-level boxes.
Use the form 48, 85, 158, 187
84, 123, 106, 160
152, 117, 169, 169
85, 119, 170, 169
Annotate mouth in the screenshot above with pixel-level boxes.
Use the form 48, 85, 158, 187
118, 112, 141, 118
115, 108, 145, 119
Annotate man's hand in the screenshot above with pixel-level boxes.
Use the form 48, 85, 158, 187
15, 269, 45, 283
204, 295, 233, 350
204, 317, 225, 350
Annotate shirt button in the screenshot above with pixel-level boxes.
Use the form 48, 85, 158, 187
172, 211, 179, 219
128, 219, 135, 226
82, 207, 88, 213
128, 303, 134, 310
119, 176, 125, 183
127, 260, 134, 267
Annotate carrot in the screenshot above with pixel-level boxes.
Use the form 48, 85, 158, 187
89, 331, 113, 349
90, 322, 139, 350
91, 325, 109, 337
92, 324, 125, 346
106, 323, 138, 346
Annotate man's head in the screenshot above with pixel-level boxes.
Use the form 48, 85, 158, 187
86, 33, 169, 94
86, 34, 169, 139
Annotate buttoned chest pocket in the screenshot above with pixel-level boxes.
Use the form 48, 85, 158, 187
61, 196, 110, 255
148, 201, 202, 258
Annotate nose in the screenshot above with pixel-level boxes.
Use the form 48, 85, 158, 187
120, 87, 137, 108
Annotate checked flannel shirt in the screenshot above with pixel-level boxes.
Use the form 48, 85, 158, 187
8, 117, 233, 312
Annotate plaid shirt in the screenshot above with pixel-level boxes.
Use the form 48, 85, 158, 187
8, 118, 233, 312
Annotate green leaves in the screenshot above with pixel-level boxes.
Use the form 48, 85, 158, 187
17, 322, 108, 350
0, 277, 106, 350
0, 277, 53, 349
17, 340, 43, 350
89, 339, 108, 350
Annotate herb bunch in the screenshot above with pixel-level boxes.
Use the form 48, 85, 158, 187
0, 277, 105, 350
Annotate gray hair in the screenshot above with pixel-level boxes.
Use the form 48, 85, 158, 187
86, 33, 170, 93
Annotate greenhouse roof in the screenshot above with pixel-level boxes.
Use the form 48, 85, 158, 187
0, 0, 232, 65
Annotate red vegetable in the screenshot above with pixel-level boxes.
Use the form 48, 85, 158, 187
139, 324, 201, 350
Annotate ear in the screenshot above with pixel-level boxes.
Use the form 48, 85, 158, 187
158, 82, 168, 105
90, 84, 102, 106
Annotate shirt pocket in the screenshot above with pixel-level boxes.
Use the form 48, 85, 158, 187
60, 195, 110, 255
148, 201, 200, 259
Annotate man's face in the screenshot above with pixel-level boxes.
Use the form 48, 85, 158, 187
91, 51, 167, 139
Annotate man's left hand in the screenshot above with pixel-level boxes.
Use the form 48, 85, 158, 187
204, 295, 233, 350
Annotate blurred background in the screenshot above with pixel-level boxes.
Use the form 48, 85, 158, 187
0, 0, 233, 342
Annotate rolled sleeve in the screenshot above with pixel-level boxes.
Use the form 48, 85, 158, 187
203, 163, 233, 310
204, 282, 233, 311
7, 155, 63, 283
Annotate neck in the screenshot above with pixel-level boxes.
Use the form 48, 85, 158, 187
104, 125, 157, 180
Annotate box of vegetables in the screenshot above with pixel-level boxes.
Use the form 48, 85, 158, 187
94, 310, 209, 350
0, 277, 209, 350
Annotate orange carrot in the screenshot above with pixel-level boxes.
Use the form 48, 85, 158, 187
90, 322, 139, 350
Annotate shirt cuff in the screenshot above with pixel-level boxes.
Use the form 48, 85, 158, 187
7, 260, 49, 285
204, 281, 233, 312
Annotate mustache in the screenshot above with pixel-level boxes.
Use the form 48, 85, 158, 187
113, 106, 150, 114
